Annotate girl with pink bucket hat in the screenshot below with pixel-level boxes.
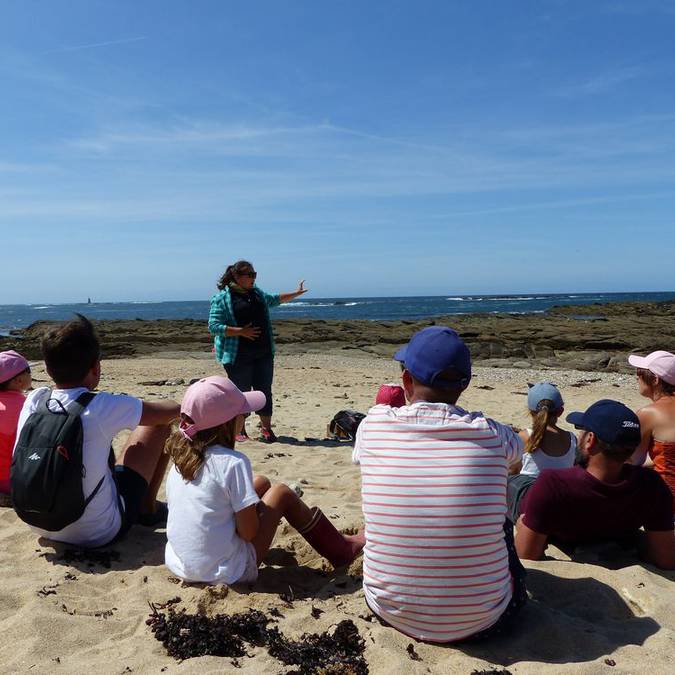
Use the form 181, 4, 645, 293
164, 376, 364, 584
0, 350, 32, 497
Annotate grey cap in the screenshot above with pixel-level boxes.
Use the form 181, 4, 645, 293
527, 382, 563, 412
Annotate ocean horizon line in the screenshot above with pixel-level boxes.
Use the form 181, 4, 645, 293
3, 289, 675, 307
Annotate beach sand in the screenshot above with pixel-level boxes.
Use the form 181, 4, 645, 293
1, 347, 673, 674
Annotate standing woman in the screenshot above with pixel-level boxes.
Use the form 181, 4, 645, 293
208, 260, 307, 442
628, 350, 675, 515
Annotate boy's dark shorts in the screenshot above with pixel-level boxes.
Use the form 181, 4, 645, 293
108, 465, 148, 544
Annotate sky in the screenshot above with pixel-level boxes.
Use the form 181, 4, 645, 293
1, 0, 675, 303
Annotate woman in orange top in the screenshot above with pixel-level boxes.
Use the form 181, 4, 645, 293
629, 351, 675, 515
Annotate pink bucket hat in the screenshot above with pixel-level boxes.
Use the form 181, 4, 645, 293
375, 383, 406, 407
179, 376, 266, 439
628, 350, 675, 386
0, 350, 30, 384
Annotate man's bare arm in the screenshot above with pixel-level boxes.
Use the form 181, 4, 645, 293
515, 516, 548, 560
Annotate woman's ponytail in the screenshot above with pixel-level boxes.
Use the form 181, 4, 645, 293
524, 400, 554, 454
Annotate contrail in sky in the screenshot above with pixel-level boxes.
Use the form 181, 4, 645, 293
43, 36, 147, 54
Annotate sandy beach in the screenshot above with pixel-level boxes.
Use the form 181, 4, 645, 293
1, 340, 673, 674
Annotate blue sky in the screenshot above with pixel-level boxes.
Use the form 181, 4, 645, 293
1, 0, 675, 303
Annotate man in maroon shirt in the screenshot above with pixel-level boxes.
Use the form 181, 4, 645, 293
515, 399, 675, 570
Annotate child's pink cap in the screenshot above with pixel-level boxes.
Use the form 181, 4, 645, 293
376, 383, 406, 407
628, 350, 675, 386
179, 376, 266, 439
0, 350, 29, 384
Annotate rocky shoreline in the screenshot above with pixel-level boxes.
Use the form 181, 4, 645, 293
2, 299, 674, 373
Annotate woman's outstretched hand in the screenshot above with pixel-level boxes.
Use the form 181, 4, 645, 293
279, 280, 309, 304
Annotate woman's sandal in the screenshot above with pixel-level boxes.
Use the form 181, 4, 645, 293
259, 427, 278, 443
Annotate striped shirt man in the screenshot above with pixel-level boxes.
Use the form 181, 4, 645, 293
353, 401, 523, 642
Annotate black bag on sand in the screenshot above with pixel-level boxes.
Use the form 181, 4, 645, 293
328, 409, 366, 442
11, 391, 104, 531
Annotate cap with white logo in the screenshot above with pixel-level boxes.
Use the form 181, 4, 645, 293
566, 399, 641, 447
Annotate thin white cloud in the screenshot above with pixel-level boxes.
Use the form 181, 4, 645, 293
551, 66, 644, 97
42, 36, 147, 55
430, 191, 675, 219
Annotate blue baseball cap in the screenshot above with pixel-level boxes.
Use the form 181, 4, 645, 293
566, 399, 641, 447
394, 326, 471, 389
527, 382, 563, 412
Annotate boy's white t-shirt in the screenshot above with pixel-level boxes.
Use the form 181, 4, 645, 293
165, 445, 259, 584
14, 386, 143, 548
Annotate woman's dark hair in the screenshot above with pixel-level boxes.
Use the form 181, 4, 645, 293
637, 368, 675, 395
217, 260, 255, 290
41, 313, 100, 385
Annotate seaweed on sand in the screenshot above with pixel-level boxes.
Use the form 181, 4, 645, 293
147, 604, 368, 673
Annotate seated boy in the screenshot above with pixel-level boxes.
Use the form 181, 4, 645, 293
515, 400, 675, 569
13, 314, 179, 547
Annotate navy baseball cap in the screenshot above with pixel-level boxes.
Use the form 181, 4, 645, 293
394, 326, 471, 389
566, 399, 641, 447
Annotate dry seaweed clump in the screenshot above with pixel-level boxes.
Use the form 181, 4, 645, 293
146, 606, 268, 659
147, 605, 368, 673
267, 618, 367, 675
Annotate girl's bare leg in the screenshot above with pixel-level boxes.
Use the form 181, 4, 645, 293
253, 474, 271, 498
250, 484, 313, 564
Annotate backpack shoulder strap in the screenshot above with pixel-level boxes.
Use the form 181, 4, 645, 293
83, 474, 106, 508
70, 391, 96, 415
38, 388, 54, 413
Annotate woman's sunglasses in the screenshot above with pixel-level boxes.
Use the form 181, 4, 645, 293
241, 271, 257, 278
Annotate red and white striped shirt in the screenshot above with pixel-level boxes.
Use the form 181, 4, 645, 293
353, 402, 523, 642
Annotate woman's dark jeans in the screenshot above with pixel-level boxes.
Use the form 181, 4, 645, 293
224, 354, 274, 416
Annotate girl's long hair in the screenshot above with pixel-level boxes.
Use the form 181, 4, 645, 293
217, 260, 254, 291
524, 399, 558, 454
165, 418, 237, 481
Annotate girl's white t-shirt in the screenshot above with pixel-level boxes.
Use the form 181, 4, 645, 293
520, 429, 577, 477
165, 445, 259, 584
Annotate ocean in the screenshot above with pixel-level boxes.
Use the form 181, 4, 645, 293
1, 292, 674, 336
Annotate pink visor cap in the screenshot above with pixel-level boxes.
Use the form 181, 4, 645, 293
179, 376, 266, 439
628, 350, 675, 386
0, 350, 30, 384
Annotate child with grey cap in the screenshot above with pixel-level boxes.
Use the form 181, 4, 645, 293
507, 382, 576, 522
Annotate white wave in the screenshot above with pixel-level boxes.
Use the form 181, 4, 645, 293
446, 296, 466, 301
343, 302, 359, 306
32, 306, 50, 310
499, 296, 535, 301
275, 302, 335, 309
488, 310, 546, 315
